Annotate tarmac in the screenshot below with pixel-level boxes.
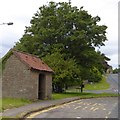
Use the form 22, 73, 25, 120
1, 97, 80, 118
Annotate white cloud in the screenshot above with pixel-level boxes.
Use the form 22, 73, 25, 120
108, 54, 118, 68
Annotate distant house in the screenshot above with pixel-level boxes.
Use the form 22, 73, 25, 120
2, 50, 54, 100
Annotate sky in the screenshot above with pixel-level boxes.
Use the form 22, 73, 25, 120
0, 0, 119, 69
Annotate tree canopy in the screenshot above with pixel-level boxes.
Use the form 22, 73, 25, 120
113, 65, 120, 74
15, 1, 110, 92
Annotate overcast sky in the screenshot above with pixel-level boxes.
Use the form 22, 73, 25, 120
0, 0, 119, 68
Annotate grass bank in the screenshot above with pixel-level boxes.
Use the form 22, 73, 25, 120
52, 92, 118, 100
66, 76, 110, 92
84, 76, 110, 90
0, 98, 31, 112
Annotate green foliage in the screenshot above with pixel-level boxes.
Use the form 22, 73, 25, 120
0, 58, 2, 75
89, 67, 103, 82
66, 76, 109, 92
42, 45, 81, 92
80, 66, 103, 83
113, 67, 120, 74
16, 1, 107, 56
13, 1, 109, 87
84, 76, 110, 90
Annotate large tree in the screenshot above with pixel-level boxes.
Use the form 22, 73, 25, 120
15, 1, 109, 84
16, 2, 107, 54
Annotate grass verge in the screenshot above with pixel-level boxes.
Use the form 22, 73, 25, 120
52, 92, 118, 100
84, 76, 110, 90
0, 98, 31, 112
66, 76, 110, 92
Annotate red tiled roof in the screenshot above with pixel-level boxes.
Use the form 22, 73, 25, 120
12, 50, 53, 73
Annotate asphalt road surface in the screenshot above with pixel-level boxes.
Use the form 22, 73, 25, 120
107, 74, 119, 93
28, 97, 118, 118
85, 74, 119, 94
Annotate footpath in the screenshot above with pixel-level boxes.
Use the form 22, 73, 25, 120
1, 97, 80, 118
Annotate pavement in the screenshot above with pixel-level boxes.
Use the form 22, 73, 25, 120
1, 97, 80, 118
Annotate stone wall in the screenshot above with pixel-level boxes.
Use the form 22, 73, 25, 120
2, 54, 38, 100
2, 54, 52, 100
45, 73, 52, 99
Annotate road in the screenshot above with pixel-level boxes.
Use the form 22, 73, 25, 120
27, 97, 118, 118
85, 74, 119, 94
27, 74, 119, 118
107, 74, 119, 93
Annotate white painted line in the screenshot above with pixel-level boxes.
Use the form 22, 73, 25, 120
90, 107, 95, 110
76, 116, 81, 119
92, 107, 99, 111
103, 108, 106, 111
74, 106, 82, 110
108, 111, 111, 115
105, 116, 108, 119
93, 103, 97, 106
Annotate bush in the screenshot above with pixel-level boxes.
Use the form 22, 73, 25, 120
42, 46, 81, 93
88, 67, 102, 82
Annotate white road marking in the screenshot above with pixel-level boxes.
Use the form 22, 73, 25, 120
76, 116, 81, 119
90, 107, 95, 110
105, 116, 108, 119
108, 111, 111, 115
92, 107, 99, 111
74, 106, 82, 110
103, 108, 106, 111
93, 103, 97, 106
